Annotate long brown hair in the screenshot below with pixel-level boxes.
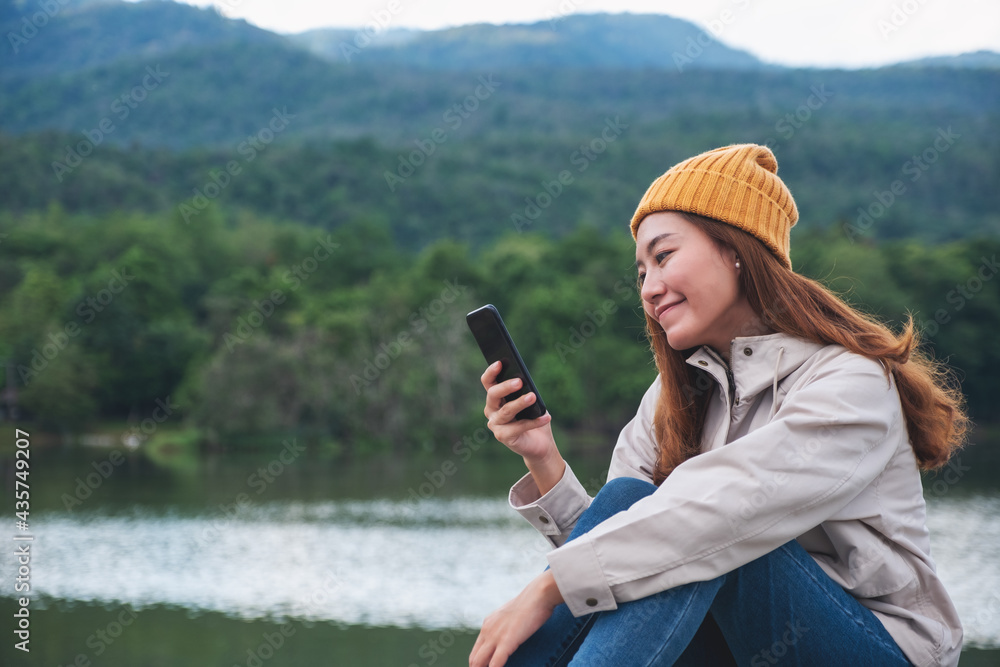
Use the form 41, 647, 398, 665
644, 212, 968, 485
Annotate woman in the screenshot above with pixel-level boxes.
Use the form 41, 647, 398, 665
469, 144, 966, 667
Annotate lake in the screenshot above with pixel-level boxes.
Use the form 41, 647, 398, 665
1, 436, 998, 666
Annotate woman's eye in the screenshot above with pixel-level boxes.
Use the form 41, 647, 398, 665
637, 272, 645, 286
655, 250, 672, 263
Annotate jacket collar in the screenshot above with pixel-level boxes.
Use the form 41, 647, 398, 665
685, 333, 825, 406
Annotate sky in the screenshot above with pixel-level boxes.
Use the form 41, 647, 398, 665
177, 0, 1000, 68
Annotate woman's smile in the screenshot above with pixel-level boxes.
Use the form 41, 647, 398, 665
655, 298, 686, 322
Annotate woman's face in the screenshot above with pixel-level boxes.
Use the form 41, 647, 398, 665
635, 212, 757, 356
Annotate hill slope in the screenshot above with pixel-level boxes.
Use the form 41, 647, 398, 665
893, 50, 1000, 70
290, 13, 765, 70
0, 0, 284, 75
0, 0, 998, 245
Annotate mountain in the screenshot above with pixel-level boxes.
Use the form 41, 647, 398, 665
3, 60, 997, 246
0, 0, 997, 246
2, 38, 996, 152
0, 0, 284, 75
893, 50, 1000, 70
3, 2, 765, 75
3, 0, 996, 152
288, 13, 766, 70
293, 26, 421, 55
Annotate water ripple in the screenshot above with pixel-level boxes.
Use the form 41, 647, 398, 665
2, 495, 997, 646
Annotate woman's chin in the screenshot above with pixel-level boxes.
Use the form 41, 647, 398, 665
664, 330, 696, 351
652, 318, 700, 352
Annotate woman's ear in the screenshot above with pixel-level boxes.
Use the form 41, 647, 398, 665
718, 244, 740, 271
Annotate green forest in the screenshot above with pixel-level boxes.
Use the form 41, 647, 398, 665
2, 204, 998, 457
2, 0, 999, 458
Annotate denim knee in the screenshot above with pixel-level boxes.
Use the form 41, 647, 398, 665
567, 476, 658, 544
590, 476, 657, 517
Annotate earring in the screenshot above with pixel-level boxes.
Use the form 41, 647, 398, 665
735, 258, 741, 270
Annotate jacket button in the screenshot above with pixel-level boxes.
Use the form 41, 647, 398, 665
538, 516, 550, 524
743, 347, 753, 356
586, 598, 598, 607
697, 360, 708, 366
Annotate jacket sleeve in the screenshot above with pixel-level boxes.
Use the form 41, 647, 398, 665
546, 356, 903, 617
508, 461, 594, 547
508, 377, 661, 546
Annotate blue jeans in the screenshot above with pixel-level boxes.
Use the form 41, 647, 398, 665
508, 477, 913, 666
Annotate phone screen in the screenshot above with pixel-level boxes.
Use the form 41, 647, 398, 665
467, 305, 546, 420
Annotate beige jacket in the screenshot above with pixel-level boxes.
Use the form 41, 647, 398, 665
509, 333, 962, 667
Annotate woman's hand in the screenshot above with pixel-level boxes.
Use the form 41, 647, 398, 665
469, 570, 564, 667
481, 361, 564, 493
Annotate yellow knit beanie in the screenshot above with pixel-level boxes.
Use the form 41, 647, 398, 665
629, 144, 798, 269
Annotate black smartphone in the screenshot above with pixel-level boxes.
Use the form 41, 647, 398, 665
466, 304, 547, 420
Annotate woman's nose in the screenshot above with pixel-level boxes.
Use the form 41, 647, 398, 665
640, 271, 662, 304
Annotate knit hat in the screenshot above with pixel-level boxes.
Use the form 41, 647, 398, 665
629, 144, 798, 269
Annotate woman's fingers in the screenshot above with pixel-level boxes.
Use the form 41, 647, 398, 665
470, 620, 502, 667
469, 631, 490, 667
487, 391, 543, 431
470, 574, 559, 667
483, 374, 525, 416
470, 627, 503, 667
489, 648, 510, 667
480, 362, 553, 456
485, 379, 526, 414
479, 360, 502, 391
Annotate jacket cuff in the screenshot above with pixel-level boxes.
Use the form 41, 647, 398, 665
546, 537, 617, 616
509, 462, 592, 546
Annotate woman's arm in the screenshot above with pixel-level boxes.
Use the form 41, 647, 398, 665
506, 376, 661, 546
522, 447, 565, 497
469, 570, 564, 667
547, 354, 904, 617
481, 360, 564, 493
